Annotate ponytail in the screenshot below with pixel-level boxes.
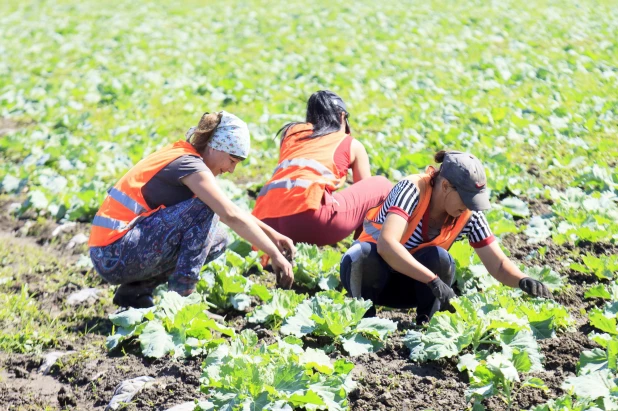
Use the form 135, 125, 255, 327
430, 150, 448, 187
188, 112, 223, 153
434, 150, 447, 163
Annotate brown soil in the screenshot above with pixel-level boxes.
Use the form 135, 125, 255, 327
0, 209, 612, 411
348, 335, 469, 411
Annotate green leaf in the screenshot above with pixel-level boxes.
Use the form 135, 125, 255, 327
158, 291, 199, 320
292, 243, 341, 290
414, 312, 476, 360
230, 293, 251, 311
524, 216, 553, 244
26, 190, 49, 210
486, 352, 520, 382
299, 348, 333, 374
403, 330, 427, 362
249, 284, 272, 302
280, 300, 316, 337
590, 306, 618, 335
109, 307, 152, 328
248, 289, 307, 326
521, 377, 548, 391
499, 330, 544, 372
139, 321, 176, 358
457, 353, 480, 372
105, 326, 137, 350
353, 317, 398, 340
561, 370, 617, 399
341, 333, 382, 356
501, 197, 530, 218
578, 348, 609, 375
585, 284, 613, 300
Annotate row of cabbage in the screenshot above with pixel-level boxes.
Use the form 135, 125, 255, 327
105, 234, 611, 410
106, 242, 396, 410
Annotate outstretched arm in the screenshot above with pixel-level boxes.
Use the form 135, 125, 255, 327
475, 241, 552, 298
182, 170, 294, 287
249, 214, 296, 259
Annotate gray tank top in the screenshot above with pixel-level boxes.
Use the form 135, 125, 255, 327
141, 155, 208, 209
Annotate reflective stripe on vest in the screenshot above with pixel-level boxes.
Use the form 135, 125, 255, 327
258, 179, 314, 197
92, 215, 127, 230
272, 158, 337, 180
362, 218, 382, 242
108, 187, 146, 215
89, 140, 203, 248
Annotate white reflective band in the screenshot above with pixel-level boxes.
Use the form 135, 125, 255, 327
362, 219, 381, 241
108, 187, 146, 215
273, 158, 337, 179
258, 179, 314, 197
92, 215, 127, 230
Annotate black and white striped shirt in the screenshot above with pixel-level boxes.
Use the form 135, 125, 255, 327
372, 179, 495, 250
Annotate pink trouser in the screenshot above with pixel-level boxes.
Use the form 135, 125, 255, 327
261, 176, 393, 247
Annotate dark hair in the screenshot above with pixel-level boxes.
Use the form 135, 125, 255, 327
430, 150, 447, 187
277, 90, 349, 142
188, 112, 223, 153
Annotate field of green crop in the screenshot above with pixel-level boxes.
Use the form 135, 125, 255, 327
1, 0, 617, 410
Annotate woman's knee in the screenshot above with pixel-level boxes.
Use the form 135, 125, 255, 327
340, 242, 384, 297
412, 246, 455, 285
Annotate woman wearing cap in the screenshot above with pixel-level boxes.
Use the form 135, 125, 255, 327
89, 111, 295, 308
340, 150, 553, 323
252, 90, 393, 246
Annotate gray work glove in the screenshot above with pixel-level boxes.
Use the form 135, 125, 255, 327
427, 277, 456, 311
519, 277, 553, 299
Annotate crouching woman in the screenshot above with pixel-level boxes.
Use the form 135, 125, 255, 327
340, 150, 552, 324
89, 111, 295, 308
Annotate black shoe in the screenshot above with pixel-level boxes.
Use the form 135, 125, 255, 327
415, 314, 430, 326
133, 295, 154, 308
113, 286, 154, 308
363, 306, 377, 318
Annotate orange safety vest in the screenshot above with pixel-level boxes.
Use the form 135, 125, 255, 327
357, 166, 473, 253
88, 141, 203, 247
252, 123, 349, 220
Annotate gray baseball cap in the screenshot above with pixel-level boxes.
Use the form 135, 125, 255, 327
440, 151, 490, 211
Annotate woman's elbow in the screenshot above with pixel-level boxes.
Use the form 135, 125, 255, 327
218, 207, 241, 226
376, 237, 392, 257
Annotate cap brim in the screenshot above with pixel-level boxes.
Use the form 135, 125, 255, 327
460, 189, 491, 212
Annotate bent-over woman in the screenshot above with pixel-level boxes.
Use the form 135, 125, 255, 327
340, 150, 552, 323
89, 111, 295, 308
252, 90, 393, 246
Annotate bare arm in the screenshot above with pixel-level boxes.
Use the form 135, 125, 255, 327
182, 171, 294, 286
349, 139, 371, 183
249, 213, 296, 259
475, 241, 527, 287
376, 213, 438, 284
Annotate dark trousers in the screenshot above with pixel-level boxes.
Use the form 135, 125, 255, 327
340, 242, 455, 323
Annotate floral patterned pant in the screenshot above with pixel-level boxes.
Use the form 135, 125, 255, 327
89, 197, 227, 295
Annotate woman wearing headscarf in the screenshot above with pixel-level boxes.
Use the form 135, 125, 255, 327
340, 150, 553, 323
252, 90, 393, 246
89, 111, 295, 308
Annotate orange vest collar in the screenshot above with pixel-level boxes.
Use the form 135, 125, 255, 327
358, 166, 472, 252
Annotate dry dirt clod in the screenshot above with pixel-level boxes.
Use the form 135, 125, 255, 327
58, 386, 77, 407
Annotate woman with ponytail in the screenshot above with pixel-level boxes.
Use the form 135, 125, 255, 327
340, 150, 553, 322
252, 90, 393, 246
89, 111, 296, 308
